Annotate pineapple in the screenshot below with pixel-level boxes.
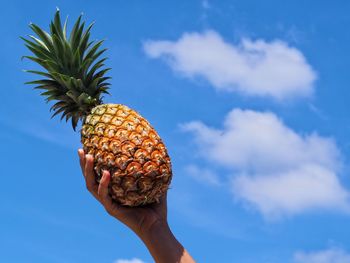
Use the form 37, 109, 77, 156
22, 9, 172, 206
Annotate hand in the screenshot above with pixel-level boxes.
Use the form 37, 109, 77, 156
78, 149, 168, 237
78, 149, 195, 263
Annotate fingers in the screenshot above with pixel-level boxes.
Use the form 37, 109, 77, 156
98, 170, 111, 203
80, 152, 120, 217
78, 149, 86, 175
98, 170, 121, 216
79, 152, 122, 217
84, 154, 98, 197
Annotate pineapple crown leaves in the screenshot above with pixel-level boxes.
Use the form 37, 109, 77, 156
22, 9, 111, 130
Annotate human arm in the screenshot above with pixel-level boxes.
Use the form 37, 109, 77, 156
78, 149, 195, 263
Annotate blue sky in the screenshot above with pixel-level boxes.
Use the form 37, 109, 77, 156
1, 1, 350, 262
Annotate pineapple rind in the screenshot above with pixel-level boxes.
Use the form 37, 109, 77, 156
81, 104, 172, 206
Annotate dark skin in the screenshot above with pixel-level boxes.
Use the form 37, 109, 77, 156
78, 149, 195, 263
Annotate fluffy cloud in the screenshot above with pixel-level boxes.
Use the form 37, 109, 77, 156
294, 248, 350, 263
114, 258, 145, 263
144, 31, 316, 100
233, 165, 349, 217
182, 109, 349, 218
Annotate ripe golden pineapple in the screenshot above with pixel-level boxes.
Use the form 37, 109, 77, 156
22, 10, 172, 206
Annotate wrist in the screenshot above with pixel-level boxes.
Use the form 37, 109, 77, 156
137, 221, 185, 263
137, 219, 170, 242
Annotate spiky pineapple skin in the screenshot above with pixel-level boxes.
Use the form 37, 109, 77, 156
81, 104, 172, 206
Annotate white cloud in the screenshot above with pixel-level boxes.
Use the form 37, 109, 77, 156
114, 258, 145, 263
144, 31, 316, 100
294, 248, 350, 263
182, 109, 341, 173
182, 109, 349, 218
233, 165, 349, 217
185, 164, 221, 186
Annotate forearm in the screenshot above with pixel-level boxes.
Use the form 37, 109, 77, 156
138, 222, 195, 263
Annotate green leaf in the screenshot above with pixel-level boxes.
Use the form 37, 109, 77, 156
24, 70, 53, 78
28, 35, 49, 50
29, 23, 54, 51
65, 90, 79, 102
62, 16, 68, 40
84, 40, 104, 60
72, 49, 81, 73
93, 68, 111, 79
21, 36, 50, 58
79, 58, 93, 75
25, 79, 57, 85
60, 108, 71, 120
41, 89, 61, 96
43, 59, 61, 72
24, 44, 51, 60
89, 48, 107, 63
52, 34, 64, 59
53, 9, 63, 38
69, 14, 82, 44
50, 101, 66, 111
51, 106, 66, 119
22, 56, 48, 70
78, 22, 94, 54
86, 57, 107, 76
71, 114, 79, 130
